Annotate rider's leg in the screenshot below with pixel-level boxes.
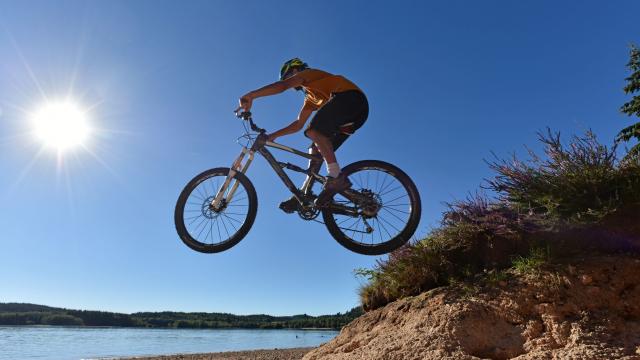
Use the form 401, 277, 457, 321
305, 128, 340, 178
279, 145, 322, 214
303, 91, 367, 180
301, 144, 322, 195
280, 91, 368, 212
305, 128, 353, 196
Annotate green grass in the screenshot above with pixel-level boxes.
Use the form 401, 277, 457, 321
483, 269, 509, 286
512, 246, 550, 275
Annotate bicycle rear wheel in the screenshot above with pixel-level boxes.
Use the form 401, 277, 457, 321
321, 160, 421, 255
174, 167, 257, 253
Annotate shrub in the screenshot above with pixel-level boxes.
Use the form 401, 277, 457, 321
487, 129, 640, 222
358, 130, 640, 311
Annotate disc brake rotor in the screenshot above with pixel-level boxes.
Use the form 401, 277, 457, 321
202, 196, 225, 219
359, 189, 382, 217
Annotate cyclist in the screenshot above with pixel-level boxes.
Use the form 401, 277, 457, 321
235, 58, 369, 213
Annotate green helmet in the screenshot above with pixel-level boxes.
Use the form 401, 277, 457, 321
279, 58, 308, 80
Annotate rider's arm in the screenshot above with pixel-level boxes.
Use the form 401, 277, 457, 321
267, 103, 314, 141
242, 75, 305, 102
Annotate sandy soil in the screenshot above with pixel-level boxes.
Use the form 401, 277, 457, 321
304, 255, 640, 360
117, 347, 314, 360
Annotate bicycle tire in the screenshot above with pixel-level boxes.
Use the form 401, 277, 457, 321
321, 160, 421, 255
174, 167, 258, 253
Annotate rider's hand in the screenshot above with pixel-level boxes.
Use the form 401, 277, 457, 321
234, 94, 253, 113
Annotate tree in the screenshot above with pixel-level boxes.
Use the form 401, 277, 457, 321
616, 44, 640, 159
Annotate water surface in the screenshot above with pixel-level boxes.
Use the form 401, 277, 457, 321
0, 326, 338, 360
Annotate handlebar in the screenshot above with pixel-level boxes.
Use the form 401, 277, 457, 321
236, 110, 252, 121
235, 110, 266, 134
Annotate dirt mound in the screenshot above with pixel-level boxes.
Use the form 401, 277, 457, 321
305, 255, 640, 360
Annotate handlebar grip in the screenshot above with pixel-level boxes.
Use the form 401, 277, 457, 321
239, 111, 252, 121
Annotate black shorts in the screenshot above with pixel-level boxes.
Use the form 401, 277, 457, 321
304, 90, 369, 150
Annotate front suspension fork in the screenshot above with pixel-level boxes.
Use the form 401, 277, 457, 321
210, 147, 254, 210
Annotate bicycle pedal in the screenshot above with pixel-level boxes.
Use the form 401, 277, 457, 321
278, 204, 297, 214
279, 197, 298, 214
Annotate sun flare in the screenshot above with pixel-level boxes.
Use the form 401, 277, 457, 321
32, 101, 91, 151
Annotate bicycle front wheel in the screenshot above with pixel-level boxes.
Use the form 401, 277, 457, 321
321, 160, 421, 255
174, 167, 257, 253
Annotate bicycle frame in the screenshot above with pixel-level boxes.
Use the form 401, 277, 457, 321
210, 132, 325, 211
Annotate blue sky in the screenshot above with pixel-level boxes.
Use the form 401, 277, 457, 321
0, 0, 638, 316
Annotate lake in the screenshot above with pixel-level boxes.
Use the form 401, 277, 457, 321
0, 326, 339, 360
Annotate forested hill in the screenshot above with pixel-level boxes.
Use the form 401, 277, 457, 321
0, 303, 363, 330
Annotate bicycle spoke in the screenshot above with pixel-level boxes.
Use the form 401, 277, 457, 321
190, 194, 205, 201
379, 185, 402, 197
205, 218, 213, 243
350, 217, 362, 240
193, 216, 209, 237
223, 213, 243, 225
345, 216, 361, 229
357, 173, 366, 189
376, 216, 394, 239
188, 214, 204, 226
378, 214, 402, 233
215, 217, 222, 242
219, 215, 230, 239
222, 214, 239, 232
375, 218, 384, 244
383, 206, 410, 215
385, 193, 409, 204
182, 172, 252, 246
378, 176, 395, 196
377, 173, 389, 195
374, 171, 380, 194
196, 186, 207, 201
381, 207, 408, 224
337, 216, 356, 225
229, 196, 247, 204
207, 179, 214, 198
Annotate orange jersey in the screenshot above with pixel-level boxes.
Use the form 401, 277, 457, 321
292, 69, 362, 110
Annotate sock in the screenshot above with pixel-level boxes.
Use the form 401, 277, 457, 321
327, 162, 340, 178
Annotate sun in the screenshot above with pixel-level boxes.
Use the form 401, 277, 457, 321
31, 101, 91, 151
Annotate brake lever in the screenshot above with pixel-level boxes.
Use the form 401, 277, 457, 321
233, 110, 265, 133
233, 109, 251, 119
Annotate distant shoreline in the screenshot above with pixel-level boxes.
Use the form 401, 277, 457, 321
1, 302, 362, 330
115, 347, 314, 360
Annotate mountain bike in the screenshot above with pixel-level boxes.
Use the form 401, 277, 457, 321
174, 111, 421, 255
